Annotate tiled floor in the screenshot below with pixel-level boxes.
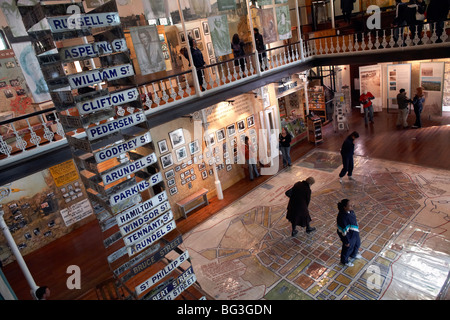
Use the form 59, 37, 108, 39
180, 150, 450, 300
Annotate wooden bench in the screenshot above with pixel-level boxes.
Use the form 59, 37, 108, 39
176, 188, 209, 219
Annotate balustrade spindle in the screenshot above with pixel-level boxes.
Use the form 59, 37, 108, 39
52, 111, 65, 138
389, 29, 396, 47
26, 118, 41, 147
152, 83, 161, 105
13, 123, 27, 152
0, 135, 12, 157
40, 114, 54, 142
160, 80, 169, 102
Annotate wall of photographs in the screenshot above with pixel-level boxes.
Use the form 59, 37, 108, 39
151, 92, 261, 221
0, 159, 95, 266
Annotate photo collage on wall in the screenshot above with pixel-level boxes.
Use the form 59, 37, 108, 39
156, 114, 256, 196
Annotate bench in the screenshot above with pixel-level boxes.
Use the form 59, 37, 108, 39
176, 188, 209, 219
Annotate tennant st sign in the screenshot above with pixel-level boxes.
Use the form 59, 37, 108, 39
127, 219, 176, 257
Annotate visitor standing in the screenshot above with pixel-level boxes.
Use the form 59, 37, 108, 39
286, 177, 316, 237
412, 87, 425, 128
254, 28, 267, 70
279, 127, 292, 168
396, 88, 412, 128
244, 136, 260, 181
337, 199, 362, 267
231, 33, 245, 73
339, 131, 359, 183
359, 89, 375, 125
341, 0, 355, 23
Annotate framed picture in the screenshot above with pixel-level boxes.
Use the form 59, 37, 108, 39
161, 153, 173, 169
193, 27, 201, 40
175, 146, 188, 162
198, 162, 206, 171
237, 119, 245, 132
165, 169, 175, 180
175, 165, 181, 172
189, 139, 200, 155
216, 128, 225, 142
167, 178, 176, 187
205, 132, 215, 147
202, 170, 208, 180
169, 187, 178, 196
247, 115, 255, 128
169, 128, 185, 148
181, 179, 186, 185
158, 139, 169, 155
207, 42, 214, 57
226, 164, 232, 171
227, 124, 236, 137
179, 32, 186, 43
187, 29, 193, 39
202, 21, 210, 35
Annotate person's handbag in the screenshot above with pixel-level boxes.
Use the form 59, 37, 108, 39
285, 187, 293, 198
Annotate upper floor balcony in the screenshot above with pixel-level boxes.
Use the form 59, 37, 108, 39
1, 12, 449, 185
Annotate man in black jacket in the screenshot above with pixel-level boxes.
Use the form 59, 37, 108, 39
338, 131, 359, 183
427, 0, 450, 42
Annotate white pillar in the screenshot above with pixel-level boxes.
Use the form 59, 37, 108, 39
295, 0, 305, 60
201, 110, 223, 200
0, 209, 39, 299
246, 1, 261, 75
330, 0, 336, 29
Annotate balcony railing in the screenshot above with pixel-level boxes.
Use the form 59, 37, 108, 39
1, 20, 449, 167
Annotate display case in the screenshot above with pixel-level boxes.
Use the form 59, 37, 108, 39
307, 113, 323, 145
307, 86, 326, 122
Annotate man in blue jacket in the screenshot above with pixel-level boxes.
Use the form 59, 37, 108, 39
337, 199, 362, 267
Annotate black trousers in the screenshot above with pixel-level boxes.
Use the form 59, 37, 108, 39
340, 236, 360, 264
413, 106, 422, 128
339, 154, 354, 178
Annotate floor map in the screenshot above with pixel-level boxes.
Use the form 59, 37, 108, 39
182, 150, 450, 300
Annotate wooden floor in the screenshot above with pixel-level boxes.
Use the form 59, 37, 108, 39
2, 108, 450, 300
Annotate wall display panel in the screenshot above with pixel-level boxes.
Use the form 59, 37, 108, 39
387, 63, 411, 109
260, 8, 277, 44
420, 61, 444, 117
275, 5, 291, 40
359, 64, 382, 112
0, 160, 94, 265
130, 25, 166, 75
208, 15, 232, 57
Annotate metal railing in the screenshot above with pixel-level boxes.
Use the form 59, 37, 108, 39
1, 20, 449, 167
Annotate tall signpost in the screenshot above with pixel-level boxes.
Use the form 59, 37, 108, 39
19, 0, 198, 300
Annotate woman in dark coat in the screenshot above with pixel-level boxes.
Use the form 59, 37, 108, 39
286, 177, 316, 236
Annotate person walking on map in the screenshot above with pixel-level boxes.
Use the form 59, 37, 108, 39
337, 199, 362, 267
339, 131, 359, 183
286, 176, 316, 237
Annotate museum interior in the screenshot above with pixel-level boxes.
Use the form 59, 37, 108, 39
0, 0, 449, 302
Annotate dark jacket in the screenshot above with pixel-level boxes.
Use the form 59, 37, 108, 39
340, 135, 355, 157
286, 181, 312, 227
191, 47, 205, 69
393, 2, 407, 25
427, 0, 450, 21
279, 132, 292, 148
397, 93, 410, 109
341, 0, 355, 12
337, 209, 360, 245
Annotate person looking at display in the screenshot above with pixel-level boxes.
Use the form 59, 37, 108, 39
396, 88, 412, 128
359, 88, 375, 125
412, 87, 425, 129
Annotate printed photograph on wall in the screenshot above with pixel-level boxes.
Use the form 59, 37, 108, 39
130, 26, 166, 75
261, 8, 277, 44
11, 42, 51, 103
276, 5, 291, 40
142, 0, 170, 20
208, 15, 232, 57
168, 128, 185, 148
